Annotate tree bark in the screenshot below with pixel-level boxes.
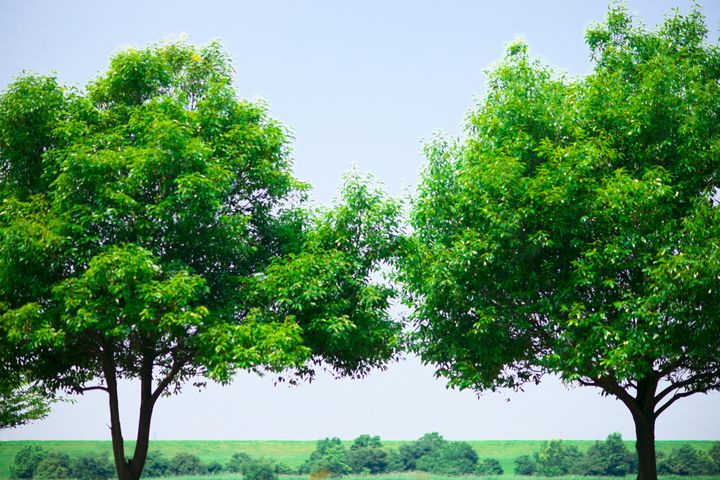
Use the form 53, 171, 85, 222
103, 351, 159, 480
633, 409, 657, 480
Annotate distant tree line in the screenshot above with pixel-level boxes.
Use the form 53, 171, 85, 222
10, 434, 720, 478
514, 434, 720, 477
299, 433, 502, 476
9, 445, 290, 480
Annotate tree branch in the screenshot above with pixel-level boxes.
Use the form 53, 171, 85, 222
78, 385, 109, 394
150, 356, 186, 406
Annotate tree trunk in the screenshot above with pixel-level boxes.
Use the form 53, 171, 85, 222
103, 351, 158, 480
633, 409, 657, 480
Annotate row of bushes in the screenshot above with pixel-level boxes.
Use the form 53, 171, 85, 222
9, 445, 289, 480
300, 433, 503, 476
514, 434, 720, 477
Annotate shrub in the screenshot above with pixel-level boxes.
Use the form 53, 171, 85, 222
207, 461, 224, 474
274, 462, 295, 475
227, 452, 253, 473
397, 432, 445, 470
142, 452, 172, 477
346, 435, 388, 474
34, 453, 72, 479
581, 432, 633, 476
514, 455, 536, 475
244, 458, 278, 480
416, 441, 478, 475
533, 440, 582, 476
71, 454, 114, 480
300, 438, 350, 476
385, 449, 405, 472
709, 442, 720, 474
9, 444, 48, 479
169, 452, 207, 475
476, 458, 504, 475
659, 444, 714, 475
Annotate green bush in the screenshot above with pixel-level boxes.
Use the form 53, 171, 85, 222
300, 438, 350, 476
385, 449, 405, 472
581, 432, 633, 476
207, 461, 224, 474
346, 434, 388, 474
142, 452, 172, 477
710, 442, 720, 474
71, 454, 114, 480
34, 453, 72, 479
227, 452, 253, 473
514, 455, 536, 475
416, 441, 478, 475
397, 432, 445, 470
658, 444, 714, 475
243, 458, 278, 480
476, 458, 504, 475
169, 452, 207, 475
9, 445, 48, 479
533, 440, 582, 476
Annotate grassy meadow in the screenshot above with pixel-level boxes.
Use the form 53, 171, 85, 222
1, 440, 718, 479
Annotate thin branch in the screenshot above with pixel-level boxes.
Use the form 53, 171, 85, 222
655, 388, 707, 417
78, 385, 109, 394
150, 357, 186, 406
655, 370, 719, 404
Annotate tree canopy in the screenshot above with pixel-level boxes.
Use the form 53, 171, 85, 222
0, 41, 402, 480
401, 5, 720, 480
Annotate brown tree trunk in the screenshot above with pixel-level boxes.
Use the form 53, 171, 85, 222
633, 409, 657, 480
103, 351, 158, 480
632, 376, 659, 480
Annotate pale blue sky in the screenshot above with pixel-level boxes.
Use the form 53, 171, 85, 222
1, 0, 719, 441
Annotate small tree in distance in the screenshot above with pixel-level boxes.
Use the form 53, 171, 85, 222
401, 4, 720, 480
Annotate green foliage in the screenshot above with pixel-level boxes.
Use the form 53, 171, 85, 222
226, 452, 253, 473
142, 452, 172, 477
401, 4, 720, 478
169, 452, 207, 476
580, 433, 633, 476
411, 435, 478, 476
397, 432, 446, 471
532, 440, 582, 477
0, 381, 54, 430
514, 455, 536, 476
34, 453, 72, 479
710, 442, 720, 473
206, 461, 224, 474
1, 40, 401, 480
658, 444, 714, 475
346, 435, 388, 474
476, 458, 504, 475
242, 458, 278, 480
70, 453, 114, 480
299, 438, 350, 477
9, 445, 48, 479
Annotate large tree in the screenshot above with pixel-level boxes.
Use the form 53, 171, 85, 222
0, 42, 402, 480
401, 6, 720, 480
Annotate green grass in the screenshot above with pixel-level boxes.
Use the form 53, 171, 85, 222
0, 440, 717, 479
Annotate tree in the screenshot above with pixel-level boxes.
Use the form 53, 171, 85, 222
300, 438, 351, 477
1, 42, 401, 480
582, 433, 634, 476
346, 435, 389, 474
401, 5, 720, 480
9, 444, 48, 479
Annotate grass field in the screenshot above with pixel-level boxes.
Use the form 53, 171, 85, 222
0, 440, 717, 479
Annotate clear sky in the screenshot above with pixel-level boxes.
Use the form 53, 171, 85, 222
1, 0, 719, 442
